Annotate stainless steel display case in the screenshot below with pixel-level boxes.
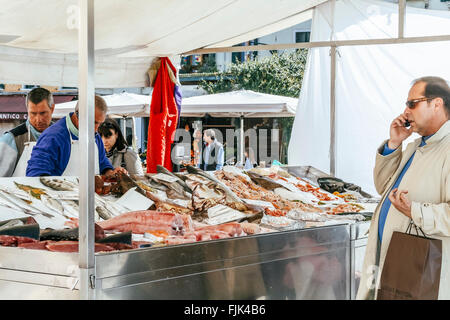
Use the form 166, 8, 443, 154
283, 164, 374, 300
350, 221, 370, 299
0, 224, 351, 300
0, 165, 375, 300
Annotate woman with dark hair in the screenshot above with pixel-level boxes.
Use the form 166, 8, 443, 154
98, 118, 144, 175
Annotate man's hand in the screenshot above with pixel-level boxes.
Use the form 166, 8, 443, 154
388, 188, 412, 218
104, 167, 128, 178
388, 114, 414, 149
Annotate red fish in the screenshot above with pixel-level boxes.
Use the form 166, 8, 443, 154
97, 210, 192, 234
196, 222, 244, 237
18, 240, 53, 250
45, 241, 115, 253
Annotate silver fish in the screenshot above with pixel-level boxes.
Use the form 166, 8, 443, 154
40, 194, 68, 219
60, 200, 80, 218
40, 177, 78, 191
0, 189, 42, 215
104, 201, 128, 217
185, 166, 242, 203
156, 165, 192, 194
96, 205, 113, 220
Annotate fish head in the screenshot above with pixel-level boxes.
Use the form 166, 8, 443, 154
171, 215, 185, 235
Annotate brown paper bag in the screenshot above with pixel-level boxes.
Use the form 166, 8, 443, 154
377, 222, 442, 300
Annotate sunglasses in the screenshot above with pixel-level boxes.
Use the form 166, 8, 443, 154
405, 97, 433, 109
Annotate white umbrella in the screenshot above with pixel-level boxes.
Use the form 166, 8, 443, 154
52, 92, 151, 119
181, 90, 297, 118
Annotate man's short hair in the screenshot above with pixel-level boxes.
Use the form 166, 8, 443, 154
75, 95, 108, 114
412, 76, 450, 118
204, 129, 216, 140
26, 87, 54, 109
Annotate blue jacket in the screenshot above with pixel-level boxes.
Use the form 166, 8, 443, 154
26, 113, 113, 176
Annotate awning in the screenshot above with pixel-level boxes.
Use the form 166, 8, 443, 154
0, 0, 321, 87
0, 95, 76, 120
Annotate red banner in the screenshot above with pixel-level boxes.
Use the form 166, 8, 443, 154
146, 57, 179, 173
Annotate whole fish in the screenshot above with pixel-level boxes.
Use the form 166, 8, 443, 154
40, 177, 78, 191
60, 200, 80, 218
0, 189, 46, 216
41, 194, 65, 216
246, 171, 286, 191
113, 172, 146, 196
96, 205, 113, 220
105, 201, 128, 217
156, 165, 192, 194
185, 166, 242, 203
14, 182, 48, 200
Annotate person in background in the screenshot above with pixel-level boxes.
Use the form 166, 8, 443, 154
98, 118, 143, 175
0, 88, 55, 176
244, 147, 257, 169
202, 129, 224, 171
26, 95, 126, 177
357, 76, 450, 300
193, 128, 202, 168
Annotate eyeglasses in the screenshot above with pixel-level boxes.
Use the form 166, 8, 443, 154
405, 97, 433, 109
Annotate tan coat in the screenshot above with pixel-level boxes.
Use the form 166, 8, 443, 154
357, 120, 450, 300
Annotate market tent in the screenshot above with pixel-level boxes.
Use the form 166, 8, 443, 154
52, 92, 150, 118
0, 0, 322, 88
288, 0, 450, 195
181, 90, 297, 117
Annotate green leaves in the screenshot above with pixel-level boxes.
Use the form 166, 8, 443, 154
198, 49, 308, 98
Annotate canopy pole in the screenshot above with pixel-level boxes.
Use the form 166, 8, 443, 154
78, 0, 96, 300
330, 46, 336, 176
121, 116, 127, 143
398, 0, 406, 39
240, 115, 244, 166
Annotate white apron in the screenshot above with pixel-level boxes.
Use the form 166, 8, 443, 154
62, 116, 100, 176
12, 130, 36, 177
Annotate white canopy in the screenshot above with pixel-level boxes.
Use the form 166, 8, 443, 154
53, 90, 297, 118
0, 0, 321, 88
52, 92, 150, 118
181, 90, 297, 117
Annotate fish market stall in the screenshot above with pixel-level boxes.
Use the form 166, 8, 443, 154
0, 165, 376, 299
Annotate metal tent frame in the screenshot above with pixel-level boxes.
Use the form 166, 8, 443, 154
14, 0, 450, 299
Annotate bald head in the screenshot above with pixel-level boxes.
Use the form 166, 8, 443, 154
74, 95, 108, 131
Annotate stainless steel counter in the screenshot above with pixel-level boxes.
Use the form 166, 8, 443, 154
0, 224, 351, 300
0, 166, 374, 300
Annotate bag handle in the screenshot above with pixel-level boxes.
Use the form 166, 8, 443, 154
406, 219, 428, 238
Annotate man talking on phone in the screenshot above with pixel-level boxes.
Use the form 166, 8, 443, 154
357, 76, 450, 300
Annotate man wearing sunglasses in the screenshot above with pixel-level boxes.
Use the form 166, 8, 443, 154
358, 76, 450, 300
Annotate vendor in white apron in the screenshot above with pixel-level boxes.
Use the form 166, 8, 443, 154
0, 88, 55, 177
26, 95, 127, 177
